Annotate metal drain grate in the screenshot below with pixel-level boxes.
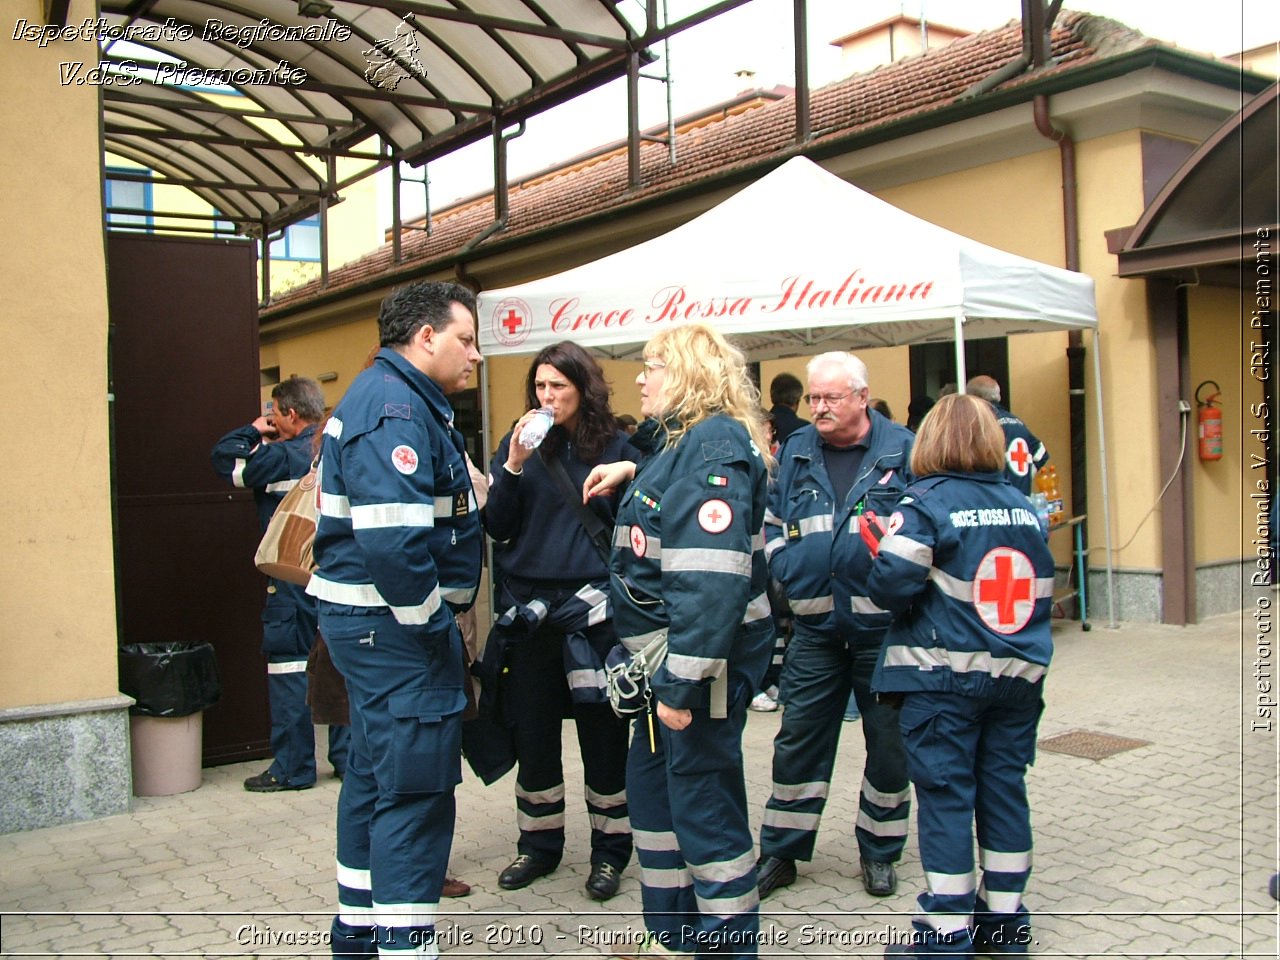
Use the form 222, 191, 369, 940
1038, 729, 1150, 760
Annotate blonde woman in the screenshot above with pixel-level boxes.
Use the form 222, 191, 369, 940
584, 323, 774, 956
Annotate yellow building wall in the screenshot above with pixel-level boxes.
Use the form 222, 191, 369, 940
261, 317, 379, 412
1078, 131, 1164, 572
0, 1, 119, 708
1188, 284, 1259, 562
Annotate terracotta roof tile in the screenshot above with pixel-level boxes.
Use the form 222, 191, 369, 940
262, 12, 1159, 317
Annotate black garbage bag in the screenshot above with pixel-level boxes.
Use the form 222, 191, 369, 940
118, 642, 222, 718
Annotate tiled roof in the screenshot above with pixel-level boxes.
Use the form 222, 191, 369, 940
262, 11, 1158, 318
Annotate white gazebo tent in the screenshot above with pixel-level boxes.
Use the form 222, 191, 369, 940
476, 156, 1115, 624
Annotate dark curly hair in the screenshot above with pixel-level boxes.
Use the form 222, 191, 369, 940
524, 341, 617, 462
378, 281, 476, 347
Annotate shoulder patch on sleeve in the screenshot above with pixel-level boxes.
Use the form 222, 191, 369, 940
380, 375, 412, 419
701, 439, 732, 461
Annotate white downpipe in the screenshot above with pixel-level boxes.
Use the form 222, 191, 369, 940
1091, 329, 1118, 627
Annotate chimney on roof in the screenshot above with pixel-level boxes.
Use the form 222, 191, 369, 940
829, 14, 970, 75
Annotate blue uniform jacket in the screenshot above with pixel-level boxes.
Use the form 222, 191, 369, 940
610, 414, 773, 711
991, 402, 1049, 496
308, 349, 482, 641
867, 471, 1055, 698
763, 410, 914, 641
485, 428, 639, 583
210, 422, 317, 532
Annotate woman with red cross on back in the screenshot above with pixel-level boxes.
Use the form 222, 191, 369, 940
866, 393, 1055, 960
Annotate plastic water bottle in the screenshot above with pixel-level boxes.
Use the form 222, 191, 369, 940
518, 407, 554, 450
1029, 492, 1051, 539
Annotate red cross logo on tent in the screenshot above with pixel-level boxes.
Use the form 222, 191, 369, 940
630, 524, 648, 557
1006, 437, 1033, 476
491, 297, 533, 347
698, 498, 733, 534
391, 444, 419, 475
972, 547, 1035, 634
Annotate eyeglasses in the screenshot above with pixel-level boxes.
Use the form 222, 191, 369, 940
642, 359, 667, 372
804, 392, 853, 406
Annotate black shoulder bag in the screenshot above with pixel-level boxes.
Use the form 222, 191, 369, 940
543, 453, 613, 567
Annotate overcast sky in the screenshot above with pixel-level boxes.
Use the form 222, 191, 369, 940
388, 0, 1278, 221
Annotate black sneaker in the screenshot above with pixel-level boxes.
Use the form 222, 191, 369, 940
243, 770, 313, 793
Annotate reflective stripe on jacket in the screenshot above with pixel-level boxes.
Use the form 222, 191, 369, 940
867, 471, 1054, 697
764, 410, 914, 640
309, 348, 482, 640
610, 414, 773, 711
211, 423, 317, 532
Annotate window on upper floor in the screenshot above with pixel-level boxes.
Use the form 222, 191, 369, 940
266, 215, 321, 262
104, 168, 153, 230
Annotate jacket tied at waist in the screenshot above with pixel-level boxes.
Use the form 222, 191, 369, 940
474, 579, 615, 710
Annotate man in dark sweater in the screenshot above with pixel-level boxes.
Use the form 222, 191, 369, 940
769, 372, 809, 445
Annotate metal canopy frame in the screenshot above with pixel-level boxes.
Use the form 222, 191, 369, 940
96, 0, 642, 234
90, 0, 766, 294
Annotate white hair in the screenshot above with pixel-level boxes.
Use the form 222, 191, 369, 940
806, 351, 868, 392
966, 376, 1002, 404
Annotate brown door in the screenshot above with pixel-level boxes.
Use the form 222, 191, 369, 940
107, 233, 271, 765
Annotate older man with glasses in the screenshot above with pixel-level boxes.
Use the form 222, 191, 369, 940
755, 351, 915, 902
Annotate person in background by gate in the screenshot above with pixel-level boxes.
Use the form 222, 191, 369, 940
211, 376, 349, 792
583, 322, 774, 956
481, 341, 638, 901
965, 376, 1049, 497
867, 393, 1054, 958
309, 281, 483, 958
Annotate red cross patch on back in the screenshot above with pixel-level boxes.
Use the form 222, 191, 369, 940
1006, 437, 1033, 476
972, 547, 1035, 634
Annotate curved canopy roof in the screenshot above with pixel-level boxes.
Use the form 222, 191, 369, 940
96, 0, 689, 236
1116, 81, 1279, 281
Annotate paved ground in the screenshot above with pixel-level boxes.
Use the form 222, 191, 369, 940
1, 612, 1277, 959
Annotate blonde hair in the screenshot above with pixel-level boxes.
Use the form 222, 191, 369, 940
645, 323, 773, 469
910, 393, 1007, 477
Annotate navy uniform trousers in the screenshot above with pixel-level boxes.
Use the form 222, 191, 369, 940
263, 581, 349, 786
760, 624, 909, 864
505, 618, 631, 871
324, 612, 467, 959
629, 680, 760, 957
899, 692, 1042, 957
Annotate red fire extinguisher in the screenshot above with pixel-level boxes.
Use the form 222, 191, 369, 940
1195, 380, 1222, 462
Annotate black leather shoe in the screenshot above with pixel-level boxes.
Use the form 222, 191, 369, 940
498, 854, 557, 890
755, 854, 797, 898
585, 862, 621, 901
861, 858, 897, 896
243, 770, 313, 792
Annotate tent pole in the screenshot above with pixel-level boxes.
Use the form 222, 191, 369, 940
1091, 329, 1117, 628
479, 358, 496, 622
953, 314, 968, 391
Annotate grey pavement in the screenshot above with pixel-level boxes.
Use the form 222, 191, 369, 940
1, 613, 1277, 959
